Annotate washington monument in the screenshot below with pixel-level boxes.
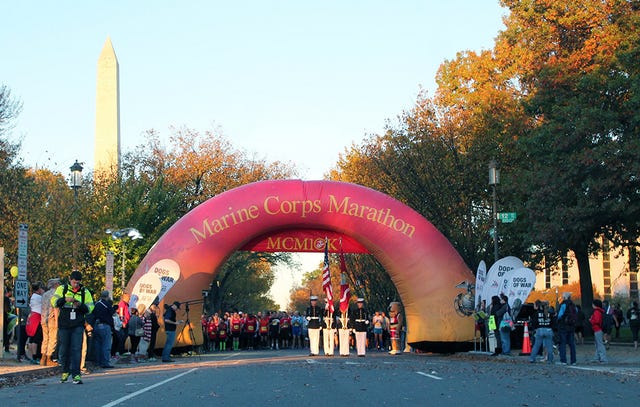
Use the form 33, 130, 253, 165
94, 37, 120, 176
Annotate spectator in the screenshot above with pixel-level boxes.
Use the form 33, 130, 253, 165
26, 282, 45, 364
574, 305, 586, 345
117, 293, 131, 355
556, 292, 577, 365
589, 299, 608, 363
3, 288, 15, 354
529, 300, 555, 364
147, 302, 160, 361
613, 303, 624, 339
627, 301, 639, 350
498, 293, 513, 356
127, 307, 143, 360
51, 270, 94, 384
40, 278, 60, 366
602, 300, 613, 347
140, 307, 154, 358
92, 290, 114, 368
162, 301, 183, 362
489, 295, 505, 356
111, 304, 123, 358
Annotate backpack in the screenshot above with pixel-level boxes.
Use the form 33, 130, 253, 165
602, 311, 614, 332
561, 302, 577, 327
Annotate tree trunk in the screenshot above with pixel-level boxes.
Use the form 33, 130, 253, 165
572, 244, 594, 311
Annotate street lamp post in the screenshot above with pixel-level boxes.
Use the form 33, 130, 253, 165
69, 160, 83, 269
106, 228, 143, 291
488, 160, 500, 263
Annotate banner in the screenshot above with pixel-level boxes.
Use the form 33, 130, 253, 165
240, 229, 368, 253
474, 260, 487, 310
129, 272, 162, 311
339, 249, 351, 313
501, 267, 536, 308
481, 256, 524, 302
148, 258, 181, 303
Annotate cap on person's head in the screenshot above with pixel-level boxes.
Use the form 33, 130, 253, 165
562, 292, 571, 300
357, 298, 365, 303
70, 270, 82, 281
310, 295, 318, 301
100, 290, 111, 299
172, 301, 181, 309
47, 278, 61, 289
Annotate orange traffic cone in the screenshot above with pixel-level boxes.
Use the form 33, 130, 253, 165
519, 322, 531, 356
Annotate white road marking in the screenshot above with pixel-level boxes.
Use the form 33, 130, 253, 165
416, 371, 442, 380
100, 368, 198, 407
569, 365, 640, 377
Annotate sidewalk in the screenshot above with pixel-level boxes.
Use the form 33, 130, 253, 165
468, 339, 640, 365
1, 341, 638, 381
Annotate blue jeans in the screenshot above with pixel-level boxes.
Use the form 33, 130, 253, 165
593, 330, 608, 362
58, 325, 84, 376
94, 323, 113, 367
558, 329, 576, 364
529, 327, 554, 363
162, 330, 176, 361
500, 327, 511, 354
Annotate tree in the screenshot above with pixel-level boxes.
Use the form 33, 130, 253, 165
497, 0, 640, 309
80, 127, 296, 301
0, 85, 29, 281
287, 253, 399, 314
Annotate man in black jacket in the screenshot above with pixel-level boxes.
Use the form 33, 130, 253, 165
92, 290, 114, 368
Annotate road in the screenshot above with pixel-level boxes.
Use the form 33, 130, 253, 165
1, 349, 639, 406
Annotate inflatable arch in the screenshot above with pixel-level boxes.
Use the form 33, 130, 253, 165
127, 180, 475, 352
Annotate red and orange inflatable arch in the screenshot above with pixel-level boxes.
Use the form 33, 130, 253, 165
128, 180, 475, 352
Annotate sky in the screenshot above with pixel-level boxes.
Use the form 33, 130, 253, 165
2, 1, 507, 308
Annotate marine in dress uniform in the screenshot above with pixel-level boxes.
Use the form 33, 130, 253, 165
306, 296, 323, 356
353, 298, 369, 357
336, 310, 350, 356
322, 305, 335, 356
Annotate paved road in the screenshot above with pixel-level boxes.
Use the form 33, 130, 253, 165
1, 347, 639, 406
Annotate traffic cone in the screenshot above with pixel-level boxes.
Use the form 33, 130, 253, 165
519, 322, 531, 356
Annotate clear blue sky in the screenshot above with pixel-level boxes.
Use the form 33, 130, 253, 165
2, 1, 506, 307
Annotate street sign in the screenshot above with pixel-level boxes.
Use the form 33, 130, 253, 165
498, 212, 517, 223
18, 224, 28, 280
106, 251, 114, 294
14, 279, 29, 308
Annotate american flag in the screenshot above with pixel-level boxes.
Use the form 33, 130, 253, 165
339, 249, 351, 313
322, 238, 334, 314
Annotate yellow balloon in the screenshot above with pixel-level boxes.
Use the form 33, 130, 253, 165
10, 266, 18, 278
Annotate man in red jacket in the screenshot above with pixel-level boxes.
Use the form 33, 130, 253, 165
589, 299, 608, 363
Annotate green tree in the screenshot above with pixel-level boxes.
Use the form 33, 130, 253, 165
80, 127, 296, 302
497, 0, 640, 309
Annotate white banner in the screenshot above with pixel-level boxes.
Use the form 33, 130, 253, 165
148, 258, 181, 302
130, 272, 162, 311
474, 260, 487, 309
502, 267, 536, 308
481, 256, 524, 302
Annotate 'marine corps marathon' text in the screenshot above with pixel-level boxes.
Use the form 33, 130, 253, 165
189, 194, 416, 243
